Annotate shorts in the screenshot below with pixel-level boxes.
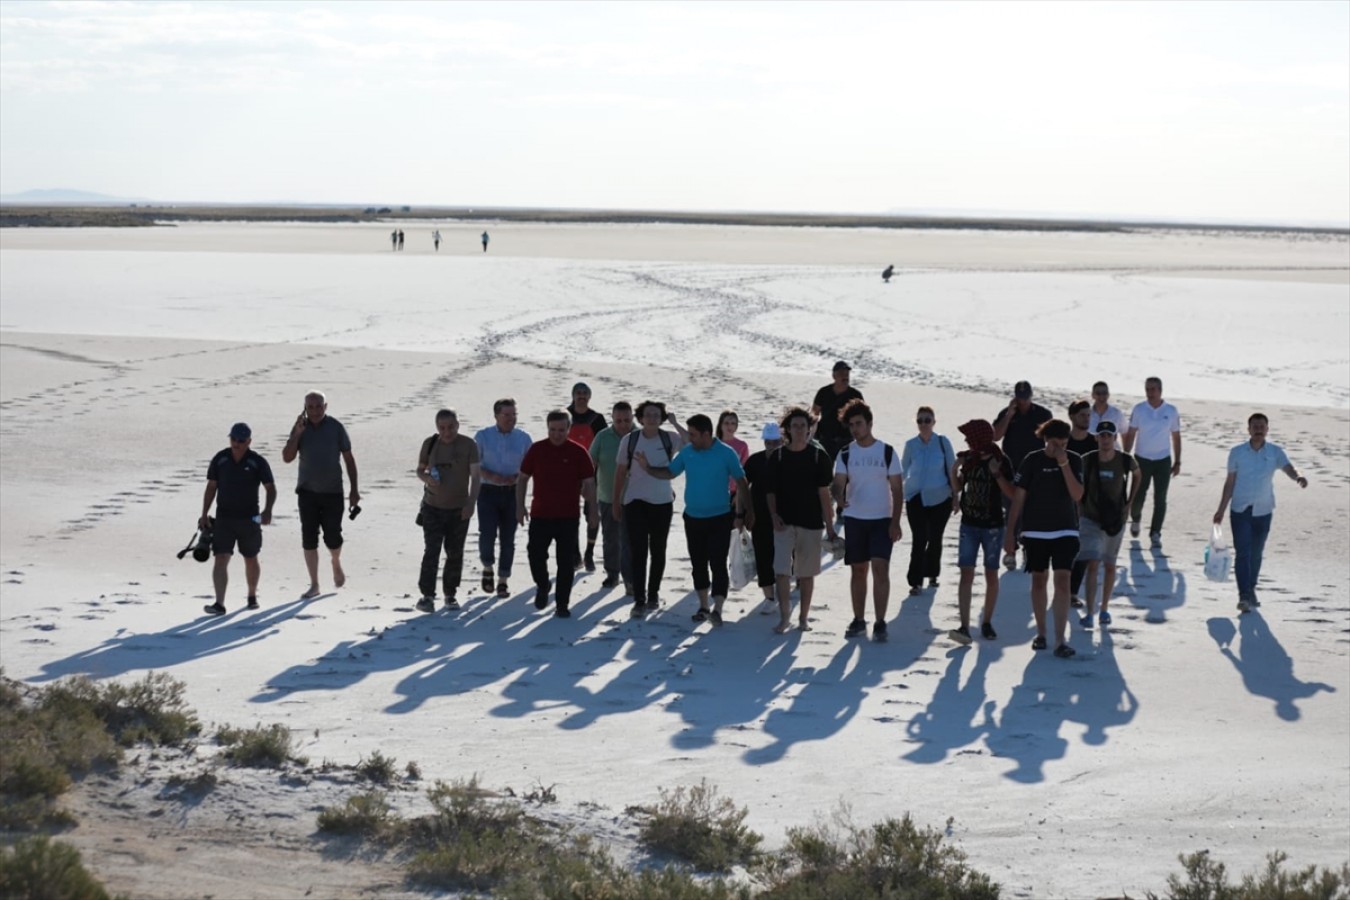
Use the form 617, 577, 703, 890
1076, 518, 1124, 563
773, 525, 823, 578
297, 490, 344, 550
1023, 535, 1080, 572
843, 517, 894, 565
212, 517, 262, 558
957, 524, 1004, 570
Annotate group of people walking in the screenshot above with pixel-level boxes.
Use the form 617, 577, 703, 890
198, 365, 1307, 658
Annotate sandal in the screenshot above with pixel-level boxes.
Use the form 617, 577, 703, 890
1031, 635, 1047, 650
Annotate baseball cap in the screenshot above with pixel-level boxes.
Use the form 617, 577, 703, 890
1014, 381, 1033, 399
228, 423, 252, 440
832, 360, 852, 373
761, 422, 783, 441
1095, 420, 1118, 435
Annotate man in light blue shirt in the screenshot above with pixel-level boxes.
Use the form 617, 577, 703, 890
1213, 413, 1307, 612
474, 398, 533, 598
636, 414, 751, 626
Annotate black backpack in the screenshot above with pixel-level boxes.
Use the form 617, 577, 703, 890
839, 442, 895, 470
626, 429, 674, 468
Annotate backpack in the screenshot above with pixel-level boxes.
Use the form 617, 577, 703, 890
1085, 451, 1132, 536
839, 442, 895, 470
625, 429, 674, 469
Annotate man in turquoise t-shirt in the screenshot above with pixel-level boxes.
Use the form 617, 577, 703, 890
635, 414, 751, 626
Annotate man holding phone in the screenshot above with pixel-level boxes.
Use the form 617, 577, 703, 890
282, 390, 360, 599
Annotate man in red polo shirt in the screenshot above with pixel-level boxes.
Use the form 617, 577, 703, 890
517, 410, 600, 617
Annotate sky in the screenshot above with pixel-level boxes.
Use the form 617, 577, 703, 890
1, 0, 1348, 225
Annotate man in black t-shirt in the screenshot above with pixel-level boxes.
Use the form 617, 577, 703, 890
766, 408, 837, 634
201, 423, 276, 616
1065, 398, 1097, 603
992, 380, 1052, 568
811, 360, 863, 460
742, 422, 785, 609
565, 382, 607, 571
1005, 418, 1084, 659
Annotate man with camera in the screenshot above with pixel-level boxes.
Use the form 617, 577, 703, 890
201, 423, 276, 616
283, 390, 360, 599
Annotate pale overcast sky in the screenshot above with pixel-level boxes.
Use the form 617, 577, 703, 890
2, 0, 1347, 225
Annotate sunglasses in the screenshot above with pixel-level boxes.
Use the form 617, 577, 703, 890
916, 417, 934, 425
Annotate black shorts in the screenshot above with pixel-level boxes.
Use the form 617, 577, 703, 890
212, 517, 262, 558
1023, 535, 1080, 572
843, 517, 894, 565
297, 490, 344, 550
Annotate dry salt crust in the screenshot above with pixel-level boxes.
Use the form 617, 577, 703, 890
1, 221, 1347, 899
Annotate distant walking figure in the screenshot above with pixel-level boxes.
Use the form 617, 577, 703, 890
390, 230, 397, 251
397, 229, 405, 251
433, 230, 441, 251
882, 265, 894, 283
481, 231, 490, 253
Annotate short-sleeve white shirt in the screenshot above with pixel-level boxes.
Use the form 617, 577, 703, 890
833, 440, 902, 520
1128, 401, 1181, 461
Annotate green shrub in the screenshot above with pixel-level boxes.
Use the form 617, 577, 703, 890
43, 672, 199, 747
634, 779, 762, 872
755, 808, 999, 900
1148, 850, 1350, 900
0, 835, 114, 900
215, 723, 301, 768
355, 750, 398, 784
317, 791, 395, 837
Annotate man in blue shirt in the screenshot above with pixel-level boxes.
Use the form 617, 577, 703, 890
474, 398, 533, 598
201, 423, 276, 616
1213, 413, 1307, 612
636, 414, 751, 626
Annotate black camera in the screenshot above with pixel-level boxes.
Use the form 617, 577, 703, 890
177, 519, 213, 562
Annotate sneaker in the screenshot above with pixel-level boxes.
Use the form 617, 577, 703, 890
1079, 614, 1093, 629
496, 581, 510, 599
1237, 596, 1251, 613
927, 578, 939, 589
246, 596, 259, 610
1054, 643, 1077, 659
1002, 552, 1017, 570
584, 548, 596, 572
980, 621, 998, 640
1098, 610, 1111, 626
601, 574, 620, 589
554, 606, 571, 618
1149, 531, 1162, 548
948, 626, 972, 645
872, 621, 889, 642
760, 597, 776, 615
709, 609, 723, 627
203, 602, 226, 616
623, 581, 635, 597
1249, 595, 1261, 609
908, 585, 922, 596
645, 596, 661, 611
416, 596, 436, 613
1031, 635, 1047, 650
691, 608, 710, 623
1130, 520, 1141, 538
444, 597, 460, 611
481, 568, 495, 593
844, 618, 867, 638
534, 588, 550, 610
630, 601, 646, 618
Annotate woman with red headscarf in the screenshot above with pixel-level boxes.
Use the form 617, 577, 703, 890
948, 419, 1015, 644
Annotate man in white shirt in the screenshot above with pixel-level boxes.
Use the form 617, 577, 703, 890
831, 399, 904, 642
1212, 413, 1307, 612
1123, 376, 1182, 548
1088, 381, 1126, 447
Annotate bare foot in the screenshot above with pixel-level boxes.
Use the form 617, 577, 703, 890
300, 584, 321, 600
773, 621, 794, 634
332, 561, 346, 588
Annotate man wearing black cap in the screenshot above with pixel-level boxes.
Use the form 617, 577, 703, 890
1076, 420, 1139, 629
811, 361, 863, 461
201, 423, 276, 616
992, 381, 1051, 568
566, 382, 607, 572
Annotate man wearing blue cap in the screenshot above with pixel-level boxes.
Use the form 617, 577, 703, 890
201, 423, 276, 616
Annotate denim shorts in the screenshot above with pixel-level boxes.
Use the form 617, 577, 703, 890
1076, 517, 1124, 562
957, 524, 1003, 570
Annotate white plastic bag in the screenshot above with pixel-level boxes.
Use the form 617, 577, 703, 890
1204, 524, 1232, 582
729, 530, 756, 592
